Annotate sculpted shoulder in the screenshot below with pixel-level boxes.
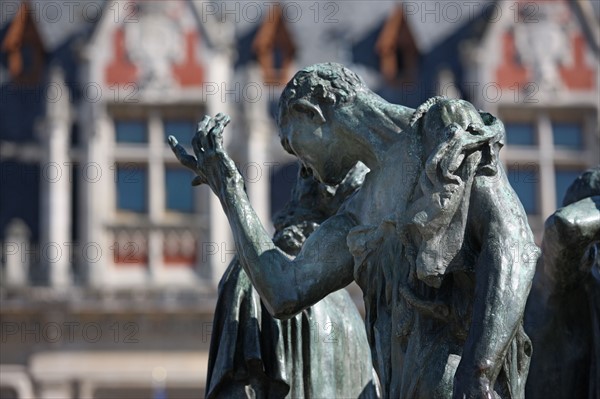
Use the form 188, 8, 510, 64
470, 169, 536, 247
341, 132, 420, 225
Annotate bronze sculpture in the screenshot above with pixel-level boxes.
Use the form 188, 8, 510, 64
169, 63, 538, 398
525, 166, 600, 399
205, 164, 379, 398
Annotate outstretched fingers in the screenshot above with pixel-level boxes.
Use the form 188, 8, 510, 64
169, 113, 233, 188
193, 115, 212, 155
168, 136, 198, 171
168, 136, 207, 186
208, 113, 231, 151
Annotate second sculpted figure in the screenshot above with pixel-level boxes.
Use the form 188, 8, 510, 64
169, 63, 539, 398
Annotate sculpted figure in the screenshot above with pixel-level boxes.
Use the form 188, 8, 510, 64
169, 63, 538, 398
205, 163, 379, 398
525, 166, 600, 399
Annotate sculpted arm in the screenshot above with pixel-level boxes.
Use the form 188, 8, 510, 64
221, 175, 356, 317
454, 172, 538, 397
169, 114, 355, 318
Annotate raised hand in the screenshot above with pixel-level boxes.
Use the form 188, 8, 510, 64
168, 113, 241, 192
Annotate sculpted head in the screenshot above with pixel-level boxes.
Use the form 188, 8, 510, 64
562, 166, 600, 207
408, 96, 506, 178
410, 97, 485, 152
562, 166, 600, 283
273, 162, 368, 255
277, 63, 367, 185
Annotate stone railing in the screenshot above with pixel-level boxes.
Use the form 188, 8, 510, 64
105, 222, 211, 287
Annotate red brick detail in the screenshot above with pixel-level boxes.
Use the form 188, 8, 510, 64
559, 34, 595, 90
105, 28, 138, 85
1, 2, 45, 86
172, 31, 204, 87
113, 244, 147, 266
252, 3, 296, 86
375, 6, 419, 85
163, 254, 196, 266
495, 31, 529, 88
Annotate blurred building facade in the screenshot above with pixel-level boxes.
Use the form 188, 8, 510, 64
0, 0, 598, 397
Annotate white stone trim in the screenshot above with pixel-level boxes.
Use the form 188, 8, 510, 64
0, 365, 35, 399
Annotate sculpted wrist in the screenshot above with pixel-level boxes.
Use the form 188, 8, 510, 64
206, 154, 244, 193
456, 354, 494, 376
215, 167, 245, 200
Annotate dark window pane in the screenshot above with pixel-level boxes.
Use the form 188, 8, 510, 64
555, 169, 584, 208
507, 164, 539, 214
164, 120, 196, 146
21, 45, 34, 72
115, 120, 146, 143
270, 162, 299, 217
273, 45, 284, 70
269, 100, 279, 120
552, 122, 582, 149
505, 123, 535, 146
396, 50, 406, 74
165, 167, 195, 212
116, 165, 147, 212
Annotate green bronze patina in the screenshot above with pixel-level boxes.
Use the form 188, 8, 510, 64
205, 163, 380, 398
525, 166, 600, 399
169, 63, 539, 398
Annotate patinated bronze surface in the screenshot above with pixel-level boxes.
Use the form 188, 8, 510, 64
205, 164, 379, 398
525, 166, 600, 399
169, 63, 539, 398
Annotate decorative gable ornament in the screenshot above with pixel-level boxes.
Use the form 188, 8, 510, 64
124, 2, 186, 91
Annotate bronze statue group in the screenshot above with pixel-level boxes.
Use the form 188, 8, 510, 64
168, 63, 599, 399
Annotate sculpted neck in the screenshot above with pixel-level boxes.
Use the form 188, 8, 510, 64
336, 92, 415, 170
